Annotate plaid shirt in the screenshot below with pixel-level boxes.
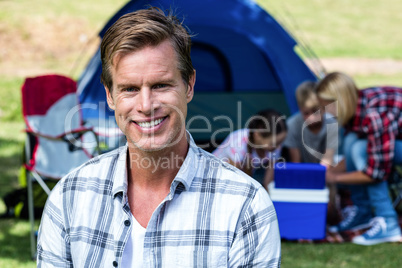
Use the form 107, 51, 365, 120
37, 134, 281, 267
346, 86, 402, 180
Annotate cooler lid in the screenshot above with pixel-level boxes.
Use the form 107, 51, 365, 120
268, 183, 329, 203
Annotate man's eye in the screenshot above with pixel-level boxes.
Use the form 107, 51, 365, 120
154, 84, 168, 89
124, 87, 138, 92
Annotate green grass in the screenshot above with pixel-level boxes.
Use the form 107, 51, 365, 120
0, 77, 24, 122
282, 242, 402, 267
0, 0, 127, 78
264, 0, 402, 59
354, 73, 402, 89
0, 121, 25, 199
0, 0, 127, 29
0, 219, 38, 268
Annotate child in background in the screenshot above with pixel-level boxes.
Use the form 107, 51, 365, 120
283, 80, 340, 225
213, 109, 287, 190
283, 80, 338, 166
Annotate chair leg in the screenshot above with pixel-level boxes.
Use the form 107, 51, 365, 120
24, 135, 37, 260
25, 177, 36, 259
27, 171, 36, 260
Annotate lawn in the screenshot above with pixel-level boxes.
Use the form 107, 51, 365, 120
265, 0, 402, 60
1, 0, 402, 267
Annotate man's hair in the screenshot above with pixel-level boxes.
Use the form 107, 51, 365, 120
246, 109, 287, 153
248, 109, 287, 139
315, 72, 358, 125
295, 80, 318, 109
100, 7, 194, 91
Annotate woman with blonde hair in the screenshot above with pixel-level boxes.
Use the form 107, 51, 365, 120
316, 71, 402, 245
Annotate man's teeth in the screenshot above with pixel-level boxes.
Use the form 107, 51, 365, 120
137, 118, 163, 128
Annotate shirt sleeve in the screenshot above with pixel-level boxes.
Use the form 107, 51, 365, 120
213, 130, 247, 164
361, 111, 396, 180
37, 183, 72, 267
228, 186, 281, 267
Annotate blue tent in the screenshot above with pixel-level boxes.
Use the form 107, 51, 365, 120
78, 0, 316, 148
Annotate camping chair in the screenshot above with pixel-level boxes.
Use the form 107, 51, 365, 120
21, 74, 100, 259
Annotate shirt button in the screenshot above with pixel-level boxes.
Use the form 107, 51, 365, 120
113, 261, 118, 267
124, 220, 131, 227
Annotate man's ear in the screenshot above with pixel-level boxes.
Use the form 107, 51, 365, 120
186, 69, 196, 103
105, 86, 116, 110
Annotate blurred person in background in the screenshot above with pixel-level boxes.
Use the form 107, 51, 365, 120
316, 71, 402, 245
283, 80, 340, 225
284, 80, 337, 166
213, 109, 287, 190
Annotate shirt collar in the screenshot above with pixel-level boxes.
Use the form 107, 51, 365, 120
112, 144, 129, 199
112, 131, 200, 197
171, 131, 199, 191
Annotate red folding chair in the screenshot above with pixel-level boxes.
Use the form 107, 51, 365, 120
21, 74, 100, 258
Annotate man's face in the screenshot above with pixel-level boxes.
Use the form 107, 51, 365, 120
105, 39, 195, 152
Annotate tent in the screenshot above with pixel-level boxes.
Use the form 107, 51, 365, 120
78, 0, 317, 150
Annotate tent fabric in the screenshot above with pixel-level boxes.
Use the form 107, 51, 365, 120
78, 0, 316, 142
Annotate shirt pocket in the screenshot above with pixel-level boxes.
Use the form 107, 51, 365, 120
175, 250, 228, 268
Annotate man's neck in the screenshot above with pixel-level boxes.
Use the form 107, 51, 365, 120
126, 138, 189, 228
127, 139, 189, 191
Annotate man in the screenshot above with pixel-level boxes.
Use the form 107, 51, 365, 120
37, 8, 281, 267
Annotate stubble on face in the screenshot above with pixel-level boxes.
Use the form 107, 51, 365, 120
107, 40, 194, 156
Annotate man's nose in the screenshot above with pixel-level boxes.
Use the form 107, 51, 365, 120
136, 88, 159, 115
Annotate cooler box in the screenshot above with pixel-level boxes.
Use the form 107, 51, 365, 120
274, 162, 326, 189
270, 163, 328, 240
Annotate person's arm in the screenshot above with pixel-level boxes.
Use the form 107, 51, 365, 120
282, 115, 301, 163
326, 157, 372, 184
320, 148, 335, 167
229, 187, 281, 267
37, 185, 72, 267
288, 147, 301, 163
327, 158, 346, 173
329, 111, 397, 184
263, 165, 274, 190
363, 112, 396, 180
326, 170, 374, 184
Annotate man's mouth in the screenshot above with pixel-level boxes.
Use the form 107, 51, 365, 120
135, 117, 166, 129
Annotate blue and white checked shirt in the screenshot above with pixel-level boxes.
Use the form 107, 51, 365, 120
37, 134, 281, 267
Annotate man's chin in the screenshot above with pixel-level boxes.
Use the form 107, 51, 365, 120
128, 137, 175, 153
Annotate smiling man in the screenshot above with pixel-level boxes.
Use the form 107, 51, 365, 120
37, 8, 281, 267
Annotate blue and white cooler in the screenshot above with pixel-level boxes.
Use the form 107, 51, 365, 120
269, 163, 329, 240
